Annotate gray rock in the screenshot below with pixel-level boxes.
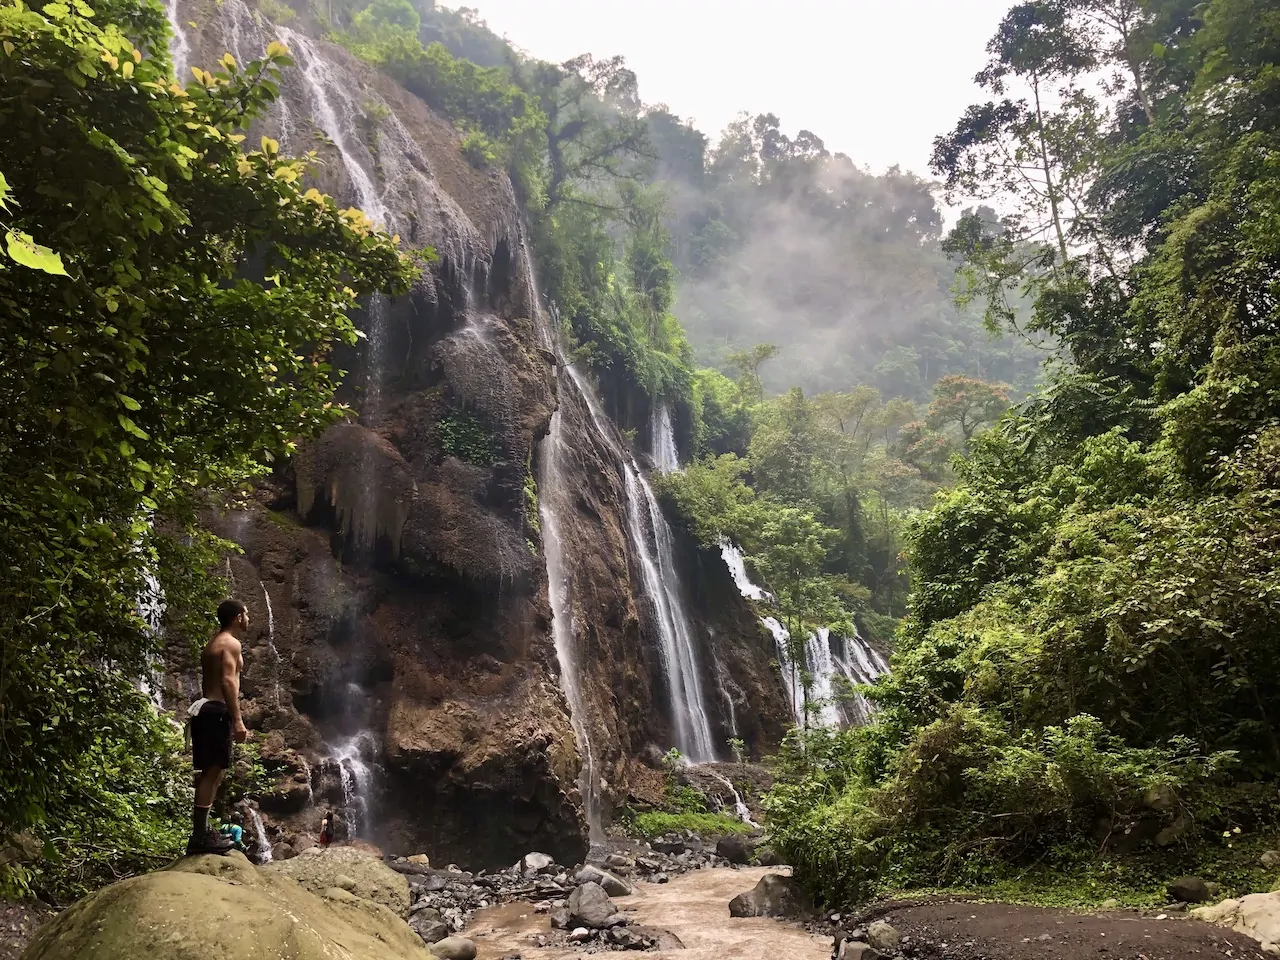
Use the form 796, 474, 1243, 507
727, 873, 812, 919
604, 854, 634, 872
635, 857, 661, 873
838, 941, 887, 960
575, 864, 633, 898
1262, 850, 1280, 870
1168, 876, 1211, 903
272, 842, 297, 861
654, 873, 669, 884
568, 927, 592, 943
549, 906, 572, 930
866, 919, 900, 953
334, 873, 358, 892
567, 881, 621, 929
520, 852, 555, 875
716, 834, 755, 865
410, 916, 450, 944
1100, 898, 1121, 910
428, 936, 477, 960
755, 846, 784, 867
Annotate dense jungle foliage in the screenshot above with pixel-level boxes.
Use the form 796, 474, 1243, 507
0, 0, 414, 896
766, 0, 1280, 906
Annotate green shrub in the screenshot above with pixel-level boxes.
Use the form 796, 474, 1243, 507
628, 811, 752, 839
438, 408, 499, 465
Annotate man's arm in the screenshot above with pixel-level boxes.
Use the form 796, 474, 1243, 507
220, 639, 247, 742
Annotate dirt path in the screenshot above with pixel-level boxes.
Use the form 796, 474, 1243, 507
885, 900, 1271, 960
463, 866, 831, 960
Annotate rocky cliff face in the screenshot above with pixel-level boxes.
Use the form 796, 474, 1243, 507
163, 0, 792, 868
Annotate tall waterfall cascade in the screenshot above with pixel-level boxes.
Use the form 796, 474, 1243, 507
650, 405, 680, 475
538, 400, 604, 842
562, 366, 717, 763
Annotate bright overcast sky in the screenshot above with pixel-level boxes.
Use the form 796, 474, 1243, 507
457, 0, 1013, 178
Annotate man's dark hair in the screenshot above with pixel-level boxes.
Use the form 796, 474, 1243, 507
217, 598, 247, 629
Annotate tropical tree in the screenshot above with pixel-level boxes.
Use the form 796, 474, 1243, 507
0, 0, 413, 894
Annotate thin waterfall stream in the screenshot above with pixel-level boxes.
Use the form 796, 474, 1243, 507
561, 365, 716, 762
538, 400, 604, 842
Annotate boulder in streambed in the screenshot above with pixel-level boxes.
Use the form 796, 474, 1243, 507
728, 873, 812, 919
574, 864, 633, 897
21, 851, 434, 960
427, 936, 477, 960
716, 834, 755, 865
568, 880, 623, 929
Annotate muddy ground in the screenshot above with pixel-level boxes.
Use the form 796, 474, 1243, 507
874, 899, 1269, 960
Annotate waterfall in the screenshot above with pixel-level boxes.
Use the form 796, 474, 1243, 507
705, 770, 759, 829
538, 401, 604, 842
260, 581, 282, 707
327, 733, 375, 838
764, 617, 888, 729
650, 405, 680, 474
560, 364, 716, 763
720, 539, 768, 601
274, 27, 389, 227
164, 0, 191, 80
248, 808, 273, 863
623, 468, 717, 762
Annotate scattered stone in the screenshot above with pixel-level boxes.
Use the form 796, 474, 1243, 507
408, 854, 431, 866
272, 842, 297, 861
575, 864, 633, 897
550, 907, 571, 930
1144, 783, 1179, 812
428, 936, 477, 960
635, 857, 661, 873
837, 941, 887, 960
568, 927, 593, 944
1262, 851, 1280, 870
866, 919, 900, 953
335, 873, 359, 893
411, 917, 450, 944
567, 881, 621, 929
605, 854, 634, 872
755, 846, 784, 867
654, 873, 669, 884
520, 853, 555, 875
1168, 876, 1211, 904
716, 834, 755, 865
1100, 898, 1121, 910
728, 873, 812, 919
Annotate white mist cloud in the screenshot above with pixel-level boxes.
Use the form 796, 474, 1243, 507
454, 0, 1013, 176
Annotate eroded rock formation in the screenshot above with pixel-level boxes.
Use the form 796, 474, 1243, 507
159, 0, 792, 869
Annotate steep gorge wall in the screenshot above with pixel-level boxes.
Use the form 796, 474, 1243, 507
162, 0, 791, 867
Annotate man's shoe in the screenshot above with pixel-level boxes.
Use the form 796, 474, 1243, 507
186, 829, 235, 856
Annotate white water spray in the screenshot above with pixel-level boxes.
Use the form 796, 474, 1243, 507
260, 581, 282, 707
328, 733, 374, 838
164, 0, 191, 80
720, 539, 768, 601
650, 405, 680, 474
538, 402, 603, 842
274, 27, 389, 227
248, 808, 273, 863
705, 769, 759, 828
562, 364, 717, 762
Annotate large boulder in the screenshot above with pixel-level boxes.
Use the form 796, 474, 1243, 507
22, 852, 434, 960
716, 834, 755, 865
728, 873, 812, 919
1194, 892, 1280, 953
575, 864, 632, 897
567, 881, 622, 929
1168, 876, 1211, 904
266, 846, 411, 918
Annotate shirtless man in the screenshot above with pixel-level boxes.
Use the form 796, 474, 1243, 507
186, 598, 250, 855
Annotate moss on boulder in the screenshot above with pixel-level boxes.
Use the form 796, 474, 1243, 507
22, 852, 432, 960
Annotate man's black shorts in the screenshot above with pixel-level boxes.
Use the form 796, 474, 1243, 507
191, 700, 233, 771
